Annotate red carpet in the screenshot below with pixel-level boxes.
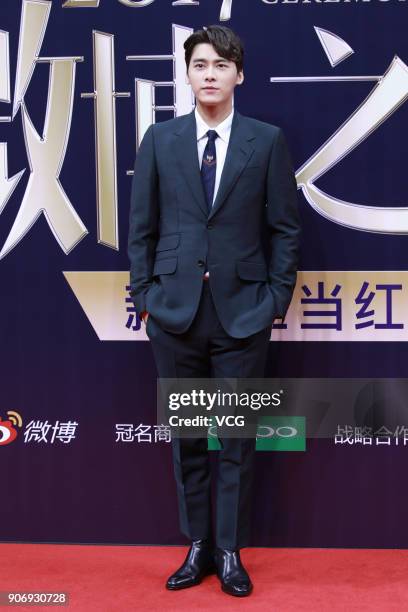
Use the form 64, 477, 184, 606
1, 544, 408, 610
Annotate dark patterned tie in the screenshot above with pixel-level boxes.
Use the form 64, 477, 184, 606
200, 129, 218, 215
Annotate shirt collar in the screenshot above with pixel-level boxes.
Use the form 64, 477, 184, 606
195, 106, 234, 143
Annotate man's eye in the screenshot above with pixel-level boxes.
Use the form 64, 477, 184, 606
218, 64, 227, 68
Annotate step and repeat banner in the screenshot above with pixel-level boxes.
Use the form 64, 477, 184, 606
2, 0, 408, 547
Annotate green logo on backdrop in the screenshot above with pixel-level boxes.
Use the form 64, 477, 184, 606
207, 416, 306, 451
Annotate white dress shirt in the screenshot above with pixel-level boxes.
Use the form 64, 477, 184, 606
195, 106, 234, 277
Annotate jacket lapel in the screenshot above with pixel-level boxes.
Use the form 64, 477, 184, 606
208, 110, 256, 220
174, 110, 208, 217
174, 108, 256, 219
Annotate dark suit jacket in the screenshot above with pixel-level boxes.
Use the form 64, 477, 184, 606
128, 108, 301, 339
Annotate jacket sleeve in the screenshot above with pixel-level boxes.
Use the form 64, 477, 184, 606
265, 127, 301, 322
127, 124, 159, 316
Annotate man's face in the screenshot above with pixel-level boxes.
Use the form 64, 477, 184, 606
186, 43, 244, 107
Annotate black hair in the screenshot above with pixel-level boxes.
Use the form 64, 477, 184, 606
184, 25, 244, 73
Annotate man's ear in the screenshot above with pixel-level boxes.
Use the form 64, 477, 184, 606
237, 70, 244, 85
185, 69, 190, 85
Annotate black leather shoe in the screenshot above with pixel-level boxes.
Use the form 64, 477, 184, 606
214, 547, 253, 597
166, 539, 216, 590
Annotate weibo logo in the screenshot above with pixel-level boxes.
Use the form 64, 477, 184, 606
0, 411, 23, 446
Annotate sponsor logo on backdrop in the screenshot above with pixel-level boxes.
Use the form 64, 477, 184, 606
208, 416, 306, 451
0, 412, 22, 446
0, 412, 78, 446
23, 420, 79, 444
115, 417, 306, 451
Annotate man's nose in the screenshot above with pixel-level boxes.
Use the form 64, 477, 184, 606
205, 67, 216, 80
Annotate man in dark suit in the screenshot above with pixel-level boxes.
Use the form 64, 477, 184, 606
128, 25, 301, 597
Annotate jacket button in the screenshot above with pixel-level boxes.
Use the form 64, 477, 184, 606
207, 223, 213, 229
197, 260, 205, 267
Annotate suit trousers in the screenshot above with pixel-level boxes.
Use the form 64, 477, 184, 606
146, 279, 272, 550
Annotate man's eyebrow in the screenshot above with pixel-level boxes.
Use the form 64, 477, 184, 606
192, 58, 230, 63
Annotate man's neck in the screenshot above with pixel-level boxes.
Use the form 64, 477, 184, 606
195, 100, 233, 127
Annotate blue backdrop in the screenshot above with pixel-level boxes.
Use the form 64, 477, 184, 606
2, 0, 408, 547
